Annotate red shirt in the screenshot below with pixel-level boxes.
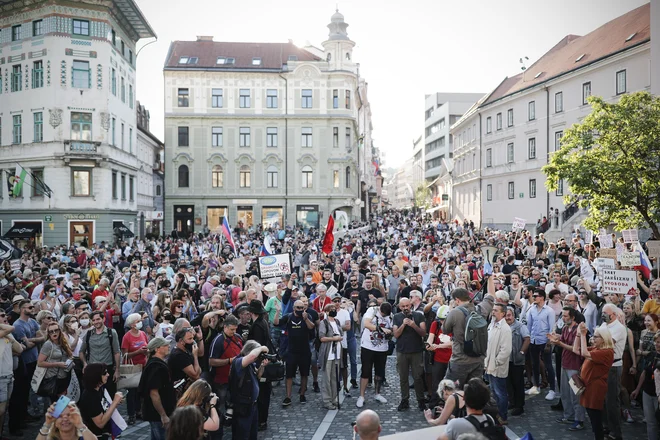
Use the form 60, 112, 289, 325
92, 288, 109, 308
429, 320, 452, 364
212, 334, 243, 385
312, 295, 331, 314
121, 330, 149, 365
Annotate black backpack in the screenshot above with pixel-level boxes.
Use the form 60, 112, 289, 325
465, 414, 508, 440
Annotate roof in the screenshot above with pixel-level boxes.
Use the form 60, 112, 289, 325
483, 3, 650, 106
164, 41, 321, 70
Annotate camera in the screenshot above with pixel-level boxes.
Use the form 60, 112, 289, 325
259, 352, 279, 362
222, 405, 233, 426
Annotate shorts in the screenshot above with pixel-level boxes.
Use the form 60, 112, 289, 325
0, 375, 14, 403
360, 347, 387, 380
286, 351, 312, 379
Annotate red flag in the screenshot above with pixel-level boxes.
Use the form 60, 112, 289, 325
322, 216, 335, 255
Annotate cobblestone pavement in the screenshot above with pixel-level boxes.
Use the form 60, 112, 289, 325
7, 357, 649, 440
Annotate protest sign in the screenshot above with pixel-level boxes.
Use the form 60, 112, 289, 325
596, 258, 616, 270
619, 252, 641, 268
512, 218, 526, 230
10, 259, 20, 272
601, 269, 636, 295
257, 253, 293, 279
598, 248, 617, 259
621, 229, 639, 243
584, 230, 593, 245
579, 258, 595, 280
599, 234, 613, 249
233, 258, 247, 275
615, 243, 625, 260
646, 241, 660, 263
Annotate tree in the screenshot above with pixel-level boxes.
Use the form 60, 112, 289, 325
543, 92, 660, 238
415, 183, 432, 210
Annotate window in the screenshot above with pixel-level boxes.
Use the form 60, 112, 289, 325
72, 61, 90, 88
156, 185, 161, 196
178, 127, 189, 146
239, 89, 251, 108
33, 112, 43, 142
556, 179, 564, 196
120, 77, 125, 101
252, 57, 261, 66
345, 166, 350, 188
301, 127, 312, 147
266, 127, 277, 147
333, 89, 338, 108
216, 57, 226, 64
178, 165, 189, 188
212, 127, 223, 147
111, 68, 116, 95
507, 143, 514, 163
72, 19, 89, 36
129, 85, 133, 108
333, 127, 339, 148
72, 170, 91, 196
582, 81, 591, 105
345, 90, 351, 109
486, 184, 492, 201
528, 138, 536, 159
616, 70, 626, 95
176, 88, 189, 107
12, 25, 21, 41
507, 109, 514, 127
112, 171, 118, 199
121, 173, 126, 199
302, 89, 312, 108
128, 50, 133, 66
555, 92, 563, 113
486, 117, 492, 134
528, 101, 535, 120
345, 127, 351, 148
529, 179, 537, 198
111, 118, 116, 146
129, 176, 134, 201
111, 30, 116, 46
32, 20, 43, 37
212, 165, 223, 188
121, 123, 124, 149
71, 112, 92, 141
496, 113, 502, 130
301, 165, 313, 188
211, 88, 223, 108
129, 127, 133, 153
508, 182, 515, 199
239, 165, 251, 188
486, 148, 492, 167
121, 41, 125, 57
266, 89, 277, 108
266, 165, 278, 188
333, 170, 339, 188
239, 127, 250, 147
555, 131, 563, 151
11, 65, 22, 92
12, 115, 22, 144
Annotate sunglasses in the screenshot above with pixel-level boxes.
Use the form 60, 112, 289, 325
48, 329, 60, 335
0, 314, 6, 318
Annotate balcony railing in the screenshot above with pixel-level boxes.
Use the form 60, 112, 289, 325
65, 140, 99, 153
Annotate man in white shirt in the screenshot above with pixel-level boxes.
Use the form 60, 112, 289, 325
545, 270, 569, 295
484, 304, 512, 423
600, 304, 626, 440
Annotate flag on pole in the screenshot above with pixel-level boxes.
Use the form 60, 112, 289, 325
221, 217, 237, 257
8, 165, 27, 198
260, 235, 273, 256
372, 158, 380, 176
321, 215, 335, 255
634, 242, 652, 279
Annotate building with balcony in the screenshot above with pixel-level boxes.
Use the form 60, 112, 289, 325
136, 101, 164, 237
163, 10, 376, 235
0, 0, 155, 246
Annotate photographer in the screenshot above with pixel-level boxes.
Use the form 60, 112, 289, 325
246, 301, 274, 431
392, 297, 426, 411
176, 379, 220, 437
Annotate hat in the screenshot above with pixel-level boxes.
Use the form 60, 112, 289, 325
74, 300, 89, 309
147, 337, 169, 351
264, 283, 277, 293
436, 305, 450, 319
330, 292, 342, 301
291, 285, 300, 291
11, 294, 24, 304
247, 300, 266, 315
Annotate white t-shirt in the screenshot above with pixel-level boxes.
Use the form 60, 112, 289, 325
601, 319, 626, 367
67, 333, 83, 357
327, 320, 342, 361
0, 334, 16, 376
360, 307, 392, 352
336, 309, 351, 349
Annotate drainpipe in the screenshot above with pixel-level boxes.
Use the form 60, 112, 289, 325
545, 87, 550, 223
478, 112, 483, 229
279, 74, 288, 226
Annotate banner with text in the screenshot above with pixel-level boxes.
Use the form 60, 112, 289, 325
512, 218, 526, 230
619, 251, 641, 267
257, 253, 293, 279
601, 269, 636, 295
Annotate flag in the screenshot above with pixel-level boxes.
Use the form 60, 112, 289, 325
260, 235, 273, 256
8, 165, 27, 198
221, 217, 237, 257
321, 215, 335, 255
634, 242, 652, 279
372, 158, 380, 176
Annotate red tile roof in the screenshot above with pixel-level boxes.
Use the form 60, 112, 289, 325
164, 41, 321, 70
483, 3, 650, 106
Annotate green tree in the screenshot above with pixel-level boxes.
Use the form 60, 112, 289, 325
415, 183, 432, 210
543, 92, 660, 238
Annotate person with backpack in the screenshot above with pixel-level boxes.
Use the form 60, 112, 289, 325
79, 310, 120, 397
439, 378, 507, 440
442, 281, 494, 386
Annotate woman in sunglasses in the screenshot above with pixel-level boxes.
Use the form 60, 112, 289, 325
36, 321, 74, 401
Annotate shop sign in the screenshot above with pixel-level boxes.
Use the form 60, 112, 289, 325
63, 214, 99, 220
237, 206, 253, 211
232, 199, 257, 205
297, 205, 318, 212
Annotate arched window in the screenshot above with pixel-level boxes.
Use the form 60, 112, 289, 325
212, 165, 223, 188
239, 165, 251, 188
346, 52, 351, 61
178, 164, 189, 188
301, 165, 313, 188
266, 165, 278, 188
345, 166, 350, 188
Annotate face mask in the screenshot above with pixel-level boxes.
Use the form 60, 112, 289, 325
70, 322, 79, 331
294, 310, 303, 317
306, 277, 312, 283
135, 322, 143, 330
539, 282, 546, 287
165, 299, 171, 305
48, 291, 56, 298
190, 283, 196, 288
328, 310, 337, 318
185, 343, 194, 351
80, 319, 90, 327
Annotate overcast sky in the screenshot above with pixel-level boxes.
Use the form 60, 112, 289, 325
134, 0, 648, 169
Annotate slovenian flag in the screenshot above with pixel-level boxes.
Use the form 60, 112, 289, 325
260, 235, 273, 256
372, 158, 380, 176
634, 242, 652, 279
221, 217, 237, 257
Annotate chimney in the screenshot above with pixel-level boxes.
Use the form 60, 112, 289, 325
196, 36, 214, 42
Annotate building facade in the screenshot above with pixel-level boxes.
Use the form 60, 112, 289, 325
136, 101, 164, 237
383, 158, 414, 210
0, 0, 155, 246
163, 11, 376, 235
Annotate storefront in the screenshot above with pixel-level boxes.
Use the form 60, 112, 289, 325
113, 221, 135, 242
296, 205, 319, 230
145, 211, 164, 237
173, 205, 195, 236
237, 205, 254, 229
262, 207, 283, 229
207, 206, 228, 232
4, 221, 43, 248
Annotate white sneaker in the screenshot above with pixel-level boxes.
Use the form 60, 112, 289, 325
525, 386, 540, 395
356, 396, 365, 408
374, 394, 388, 403
545, 390, 556, 401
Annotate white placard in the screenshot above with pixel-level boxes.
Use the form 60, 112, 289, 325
646, 241, 660, 262
9, 259, 20, 271
596, 258, 616, 270
601, 269, 637, 295
616, 243, 626, 260
512, 218, 526, 230
580, 258, 595, 280
620, 251, 641, 267
622, 229, 639, 244
257, 253, 293, 279
584, 230, 593, 245
599, 234, 613, 249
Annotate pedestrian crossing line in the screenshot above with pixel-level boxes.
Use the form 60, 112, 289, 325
310, 385, 348, 440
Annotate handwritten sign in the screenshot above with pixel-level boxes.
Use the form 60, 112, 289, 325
233, 258, 247, 275
599, 234, 613, 249
619, 252, 641, 267
596, 258, 616, 270
616, 243, 626, 260
646, 241, 660, 262
599, 248, 617, 259
512, 218, 526, 230
584, 230, 593, 245
580, 258, 595, 280
9, 259, 20, 271
601, 269, 636, 295
621, 229, 639, 244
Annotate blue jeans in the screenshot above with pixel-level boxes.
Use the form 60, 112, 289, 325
488, 374, 509, 421
346, 334, 357, 381
150, 421, 166, 440
232, 405, 258, 440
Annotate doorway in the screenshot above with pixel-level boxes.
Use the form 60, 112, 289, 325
174, 205, 195, 237
70, 221, 94, 247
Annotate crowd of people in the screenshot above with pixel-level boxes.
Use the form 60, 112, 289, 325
0, 211, 659, 440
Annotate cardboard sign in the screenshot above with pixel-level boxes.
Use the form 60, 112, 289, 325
257, 253, 293, 279
596, 258, 616, 270
621, 229, 639, 244
646, 241, 660, 262
233, 258, 247, 275
512, 218, 526, 230
584, 230, 593, 245
601, 269, 637, 295
599, 234, 613, 249
619, 251, 641, 267
599, 248, 617, 259
9, 259, 20, 271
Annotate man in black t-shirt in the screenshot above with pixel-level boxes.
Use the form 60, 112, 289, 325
400, 276, 421, 301
140, 337, 176, 439
557, 238, 571, 265
357, 278, 383, 316
392, 298, 427, 411
342, 275, 361, 306
502, 256, 516, 286
168, 328, 201, 383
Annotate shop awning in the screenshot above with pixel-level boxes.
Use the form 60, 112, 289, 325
114, 223, 135, 237
4, 222, 41, 239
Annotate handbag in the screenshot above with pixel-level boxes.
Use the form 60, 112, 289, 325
569, 373, 585, 396
117, 354, 143, 389
31, 344, 57, 396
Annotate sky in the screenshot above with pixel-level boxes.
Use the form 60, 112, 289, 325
133, 0, 649, 169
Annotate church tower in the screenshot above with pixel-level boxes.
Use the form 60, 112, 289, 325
321, 9, 356, 71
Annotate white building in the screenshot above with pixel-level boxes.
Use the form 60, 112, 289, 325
451, 3, 651, 235
163, 11, 378, 235
653, 0, 660, 95
136, 101, 164, 237
411, 134, 424, 189
0, 0, 155, 246
384, 158, 414, 210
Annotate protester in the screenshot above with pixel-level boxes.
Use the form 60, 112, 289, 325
140, 336, 175, 440
36, 401, 96, 440
79, 363, 124, 440
166, 406, 205, 440
121, 312, 149, 424
176, 379, 221, 436
36, 320, 74, 401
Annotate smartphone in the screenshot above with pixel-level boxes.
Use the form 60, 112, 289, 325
52, 395, 71, 418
